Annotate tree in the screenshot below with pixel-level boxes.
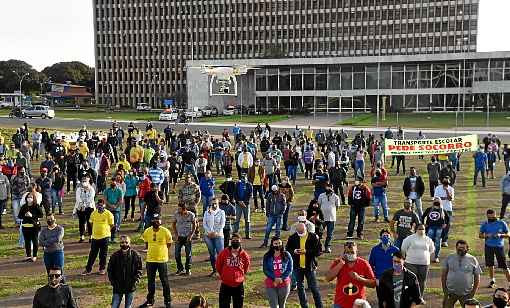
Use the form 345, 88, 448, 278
42, 61, 94, 91
0, 60, 43, 94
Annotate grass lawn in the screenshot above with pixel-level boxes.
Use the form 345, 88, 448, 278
199, 114, 290, 124
337, 112, 510, 128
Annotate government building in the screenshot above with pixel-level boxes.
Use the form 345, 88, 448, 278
93, 0, 510, 113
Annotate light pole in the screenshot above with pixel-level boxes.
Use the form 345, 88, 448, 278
12, 70, 29, 94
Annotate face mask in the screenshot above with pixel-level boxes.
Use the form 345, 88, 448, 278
297, 231, 307, 237
47, 219, 55, 226
97, 206, 105, 213
272, 245, 281, 251
110, 184, 116, 189
442, 181, 449, 186
488, 218, 497, 223
433, 203, 441, 208
404, 204, 411, 210
344, 253, 356, 262
393, 263, 403, 273
381, 235, 391, 246
416, 229, 425, 236
457, 249, 467, 257
297, 216, 306, 222
26, 198, 34, 204
152, 221, 161, 229
231, 241, 241, 249
493, 297, 508, 308
120, 244, 130, 251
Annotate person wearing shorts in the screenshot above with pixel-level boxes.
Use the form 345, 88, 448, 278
479, 209, 510, 288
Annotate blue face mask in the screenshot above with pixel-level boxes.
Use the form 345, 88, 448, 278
393, 263, 403, 273
381, 235, 391, 246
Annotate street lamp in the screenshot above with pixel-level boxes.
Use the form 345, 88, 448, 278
12, 70, 29, 94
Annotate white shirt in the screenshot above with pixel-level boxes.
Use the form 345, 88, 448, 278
434, 185, 455, 212
327, 152, 336, 169
317, 192, 340, 222
401, 233, 435, 265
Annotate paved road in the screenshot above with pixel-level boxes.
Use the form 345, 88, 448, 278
1, 116, 509, 139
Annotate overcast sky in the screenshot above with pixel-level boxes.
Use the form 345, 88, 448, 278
0, 0, 508, 71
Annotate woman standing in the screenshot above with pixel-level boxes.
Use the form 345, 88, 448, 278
124, 170, 138, 221
50, 166, 65, 215
263, 236, 293, 308
38, 214, 64, 272
73, 177, 96, 242
18, 192, 43, 262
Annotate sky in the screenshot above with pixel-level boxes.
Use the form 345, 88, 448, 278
0, 0, 508, 71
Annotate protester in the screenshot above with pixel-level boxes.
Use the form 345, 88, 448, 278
263, 236, 293, 308
325, 241, 376, 308
371, 168, 389, 223
219, 194, 236, 248
434, 177, 454, 247
317, 184, 340, 253
104, 179, 123, 242
391, 199, 420, 249
286, 222, 323, 308
500, 171, 510, 219
473, 145, 488, 187
203, 198, 226, 276
369, 229, 400, 281
82, 199, 114, 276
189, 295, 209, 308
19, 191, 43, 262
347, 178, 371, 239
216, 233, 251, 308
32, 267, 77, 308
0, 170, 10, 228
73, 177, 96, 243
38, 214, 65, 272
401, 224, 435, 296
427, 156, 441, 198
278, 176, 294, 231
107, 235, 143, 308
486, 288, 510, 308
172, 203, 197, 276
140, 214, 173, 308
402, 167, 425, 218
376, 250, 422, 308
261, 185, 287, 247
441, 240, 481, 308
233, 174, 253, 239
422, 198, 450, 263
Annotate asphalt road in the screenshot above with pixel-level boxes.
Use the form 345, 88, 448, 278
0, 116, 508, 140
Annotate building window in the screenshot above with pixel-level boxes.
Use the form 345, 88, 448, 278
256, 96, 267, 112
291, 96, 303, 110
256, 73, 267, 91
341, 65, 353, 90
279, 68, 290, 91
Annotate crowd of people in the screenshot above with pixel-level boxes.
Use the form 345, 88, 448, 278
0, 121, 509, 307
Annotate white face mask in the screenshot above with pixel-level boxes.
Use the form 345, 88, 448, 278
297, 231, 307, 237
26, 197, 34, 204
297, 216, 306, 222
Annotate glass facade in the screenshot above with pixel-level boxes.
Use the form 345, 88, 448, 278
254, 57, 510, 113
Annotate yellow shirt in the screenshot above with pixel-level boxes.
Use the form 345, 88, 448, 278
306, 130, 314, 139
116, 160, 131, 172
78, 144, 89, 158
146, 129, 157, 140
142, 226, 173, 263
253, 172, 262, 186
130, 146, 144, 163
242, 153, 250, 168
299, 235, 307, 268
90, 209, 114, 240
438, 154, 449, 161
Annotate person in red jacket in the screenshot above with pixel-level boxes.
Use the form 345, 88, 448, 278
137, 168, 152, 231
215, 233, 251, 308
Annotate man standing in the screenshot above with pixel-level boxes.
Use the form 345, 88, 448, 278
140, 214, 173, 308
377, 251, 422, 308
500, 171, 510, 219
317, 184, 340, 253
0, 171, 10, 228
403, 167, 425, 219
82, 199, 114, 275
247, 159, 266, 212
178, 174, 201, 215
371, 168, 389, 223
286, 223, 323, 308
479, 209, 510, 289
107, 235, 143, 308
172, 203, 196, 276
426, 157, 441, 198
473, 145, 488, 187
391, 200, 420, 249
216, 233, 251, 308
36, 168, 53, 215
33, 267, 77, 308
434, 177, 455, 247
329, 160, 348, 205
441, 240, 481, 308
199, 170, 215, 214
219, 194, 236, 248
325, 241, 376, 308
369, 229, 400, 281
233, 174, 253, 239
11, 166, 30, 226
104, 180, 123, 242
237, 147, 253, 176
261, 185, 287, 247
347, 179, 372, 239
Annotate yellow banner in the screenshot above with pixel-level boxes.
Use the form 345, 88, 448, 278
385, 134, 478, 156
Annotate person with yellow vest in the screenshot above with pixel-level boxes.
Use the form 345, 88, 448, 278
237, 147, 253, 176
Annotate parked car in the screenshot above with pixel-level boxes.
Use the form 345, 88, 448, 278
223, 105, 236, 116
22, 105, 55, 119
158, 109, 179, 121
185, 107, 203, 118
136, 103, 151, 111
0, 101, 12, 109
200, 106, 218, 116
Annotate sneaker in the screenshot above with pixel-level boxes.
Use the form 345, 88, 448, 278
441, 242, 448, 247
489, 280, 496, 288
346, 235, 354, 240
356, 234, 364, 240
434, 258, 440, 263
384, 218, 390, 223
208, 270, 217, 277
325, 247, 332, 253
175, 269, 185, 276
98, 269, 106, 275
374, 217, 379, 223
185, 270, 191, 276
139, 301, 154, 308
164, 302, 171, 308
81, 270, 91, 276
259, 243, 268, 248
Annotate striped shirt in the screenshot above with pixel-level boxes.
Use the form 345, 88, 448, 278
148, 167, 164, 185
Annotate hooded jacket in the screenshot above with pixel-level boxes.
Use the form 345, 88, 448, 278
107, 248, 143, 294
216, 247, 251, 287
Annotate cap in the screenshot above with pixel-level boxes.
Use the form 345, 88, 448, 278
41, 167, 48, 173
152, 213, 161, 220
271, 185, 278, 191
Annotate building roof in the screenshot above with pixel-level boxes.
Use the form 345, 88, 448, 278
47, 83, 93, 98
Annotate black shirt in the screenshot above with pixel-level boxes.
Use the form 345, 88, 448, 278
33, 284, 77, 308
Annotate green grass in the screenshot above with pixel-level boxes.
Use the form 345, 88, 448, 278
0, 108, 160, 121
199, 114, 290, 124
337, 112, 510, 128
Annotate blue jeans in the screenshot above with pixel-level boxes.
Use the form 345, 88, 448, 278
372, 194, 389, 219
295, 268, 323, 308
324, 221, 335, 249
282, 202, 292, 230
253, 185, 265, 210
51, 188, 63, 213
263, 215, 283, 244
233, 203, 251, 238
12, 198, 22, 225
427, 226, 443, 259
204, 236, 224, 271
175, 237, 192, 271
111, 210, 121, 240
202, 194, 214, 215
112, 292, 134, 308
287, 164, 297, 182
43, 250, 64, 272
354, 160, 365, 179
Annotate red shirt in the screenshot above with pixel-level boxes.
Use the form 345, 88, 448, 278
331, 257, 375, 308
264, 255, 290, 288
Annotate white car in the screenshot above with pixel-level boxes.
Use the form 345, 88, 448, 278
0, 101, 12, 108
185, 108, 203, 118
22, 105, 55, 119
223, 105, 236, 116
136, 103, 151, 111
200, 106, 218, 116
158, 110, 178, 121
